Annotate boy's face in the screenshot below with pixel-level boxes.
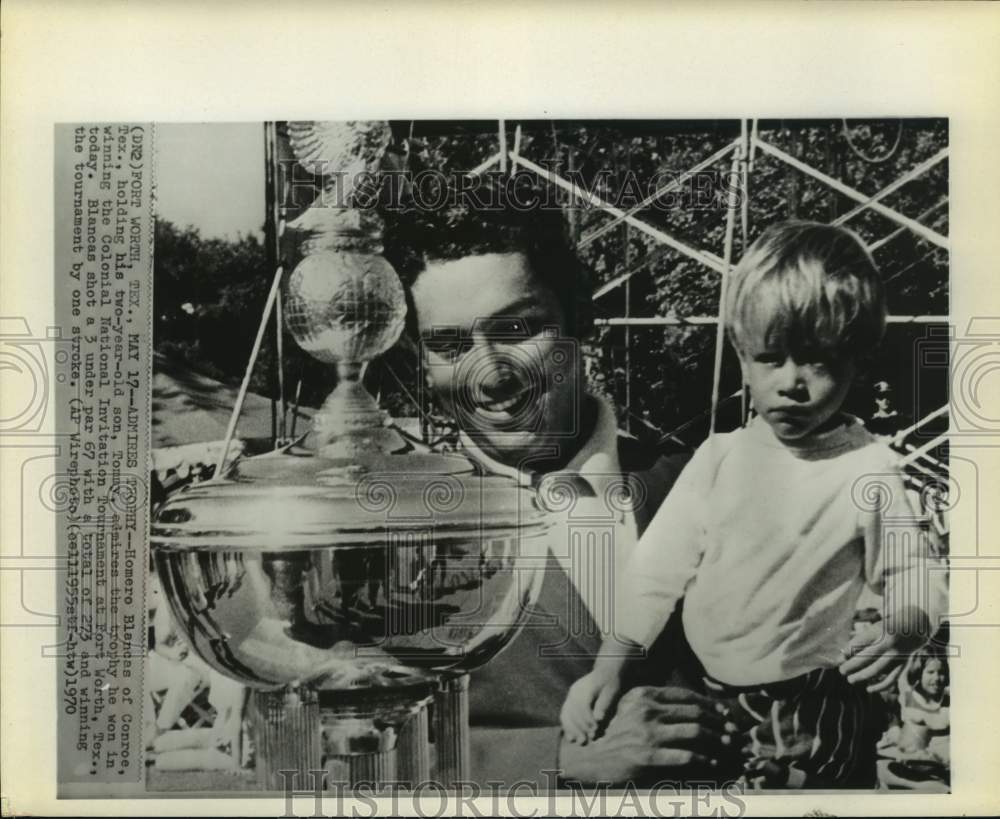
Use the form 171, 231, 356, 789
739, 333, 856, 443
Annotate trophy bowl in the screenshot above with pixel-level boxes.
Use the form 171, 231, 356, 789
150, 449, 551, 691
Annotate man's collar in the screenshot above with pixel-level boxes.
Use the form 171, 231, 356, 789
458, 394, 624, 497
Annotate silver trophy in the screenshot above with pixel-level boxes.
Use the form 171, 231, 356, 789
150, 121, 550, 791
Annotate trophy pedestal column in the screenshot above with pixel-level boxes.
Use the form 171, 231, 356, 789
249, 688, 321, 792
433, 673, 470, 788
397, 703, 432, 786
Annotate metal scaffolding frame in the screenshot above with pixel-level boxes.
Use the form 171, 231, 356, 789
233, 120, 951, 506
482, 120, 950, 445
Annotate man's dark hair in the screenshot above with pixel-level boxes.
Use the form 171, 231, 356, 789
381, 175, 593, 338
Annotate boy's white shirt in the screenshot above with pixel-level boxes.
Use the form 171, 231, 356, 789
617, 414, 948, 686
459, 394, 639, 635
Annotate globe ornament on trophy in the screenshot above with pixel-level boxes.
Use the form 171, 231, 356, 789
151, 121, 551, 791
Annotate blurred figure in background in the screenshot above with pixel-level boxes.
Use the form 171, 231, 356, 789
897, 649, 950, 762
867, 380, 911, 439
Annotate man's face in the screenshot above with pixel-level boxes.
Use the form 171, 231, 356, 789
411, 252, 581, 468
739, 333, 856, 443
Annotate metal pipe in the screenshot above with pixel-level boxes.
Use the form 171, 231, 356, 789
267, 124, 287, 443
498, 119, 507, 174
658, 389, 743, 444
579, 139, 740, 248
900, 432, 949, 467
891, 404, 950, 443
832, 147, 949, 228
752, 137, 949, 250
710, 142, 743, 434
868, 197, 948, 253
510, 152, 726, 272
289, 377, 303, 440
900, 445, 948, 476
466, 152, 501, 177
264, 122, 281, 445
213, 265, 284, 478
739, 120, 750, 426
594, 315, 949, 326
276, 288, 286, 442
592, 242, 673, 300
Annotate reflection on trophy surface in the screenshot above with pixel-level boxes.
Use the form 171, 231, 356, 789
151, 120, 550, 790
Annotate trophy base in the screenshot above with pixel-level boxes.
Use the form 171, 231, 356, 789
248, 675, 434, 792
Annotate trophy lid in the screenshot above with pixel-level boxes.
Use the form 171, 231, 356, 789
151, 444, 548, 551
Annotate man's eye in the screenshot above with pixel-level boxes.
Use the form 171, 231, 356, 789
477, 317, 528, 337
422, 338, 471, 359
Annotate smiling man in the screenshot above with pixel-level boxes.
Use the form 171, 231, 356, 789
414, 251, 587, 472
384, 186, 734, 788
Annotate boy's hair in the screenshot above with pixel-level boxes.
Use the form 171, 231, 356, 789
725, 220, 886, 362
382, 175, 593, 338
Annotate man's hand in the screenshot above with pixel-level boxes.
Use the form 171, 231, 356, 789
840, 606, 933, 692
838, 629, 908, 692
558, 685, 739, 785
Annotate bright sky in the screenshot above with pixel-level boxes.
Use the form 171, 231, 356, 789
154, 123, 264, 239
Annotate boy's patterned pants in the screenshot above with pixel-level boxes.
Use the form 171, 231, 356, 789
704, 666, 887, 789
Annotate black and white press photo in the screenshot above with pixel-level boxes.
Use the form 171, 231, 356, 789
86, 119, 951, 797
6, 4, 1000, 817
